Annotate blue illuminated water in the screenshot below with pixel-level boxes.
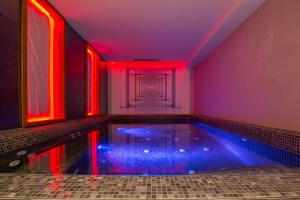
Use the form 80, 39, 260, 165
16, 123, 300, 175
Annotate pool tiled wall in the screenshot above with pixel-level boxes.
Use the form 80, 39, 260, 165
192, 115, 300, 155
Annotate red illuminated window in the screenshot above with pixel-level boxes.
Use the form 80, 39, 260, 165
26, 0, 64, 124
86, 46, 100, 116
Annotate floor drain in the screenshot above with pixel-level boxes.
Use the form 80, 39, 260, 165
16, 150, 27, 156
9, 160, 21, 167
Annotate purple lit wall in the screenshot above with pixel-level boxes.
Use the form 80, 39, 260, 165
0, 0, 21, 130
192, 0, 300, 131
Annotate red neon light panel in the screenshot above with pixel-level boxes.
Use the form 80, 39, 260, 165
27, 0, 64, 123
87, 46, 100, 116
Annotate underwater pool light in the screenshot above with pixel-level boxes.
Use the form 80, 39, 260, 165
144, 149, 150, 153
203, 147, 211, 152
97, 145, 111, 150
179, 149, 185, 153
241, 138, 247, 142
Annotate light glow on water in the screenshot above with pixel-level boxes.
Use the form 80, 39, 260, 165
144, 149, 150, 153
12, 123, 299, 176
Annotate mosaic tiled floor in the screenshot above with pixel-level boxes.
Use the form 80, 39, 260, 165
0, 167, 299, 200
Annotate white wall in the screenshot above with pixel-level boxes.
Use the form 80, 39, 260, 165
108, 62, 190, 114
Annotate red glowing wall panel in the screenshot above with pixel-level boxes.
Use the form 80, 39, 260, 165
26, 0, 64, 123
86, 46, 100, 116
108, 61, 186, 69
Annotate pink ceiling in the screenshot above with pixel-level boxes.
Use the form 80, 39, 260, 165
49, 0, 265, 65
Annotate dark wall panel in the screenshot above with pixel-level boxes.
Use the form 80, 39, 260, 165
65, 24, 86, 119
100, 63, 108, 115
0, 0, 21, 130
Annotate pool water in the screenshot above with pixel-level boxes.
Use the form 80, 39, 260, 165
7, 122, 300, 175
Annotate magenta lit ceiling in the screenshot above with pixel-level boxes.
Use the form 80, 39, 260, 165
49, 0, 265, 67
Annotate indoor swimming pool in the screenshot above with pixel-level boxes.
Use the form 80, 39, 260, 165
2, 122, 299, 175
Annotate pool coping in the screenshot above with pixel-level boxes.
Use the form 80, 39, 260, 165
191, 115, 300, 155
0, 166, 299, 200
